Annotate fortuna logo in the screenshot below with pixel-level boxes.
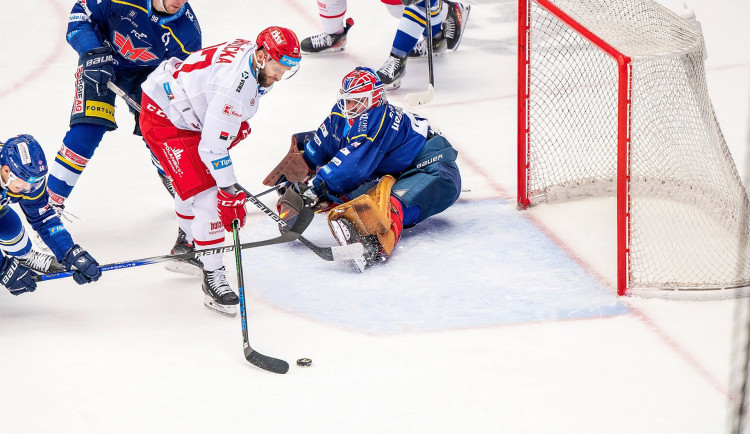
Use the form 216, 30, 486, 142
113, 31, 158, 62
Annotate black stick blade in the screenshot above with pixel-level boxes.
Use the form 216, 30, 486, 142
245, 347, 289, 374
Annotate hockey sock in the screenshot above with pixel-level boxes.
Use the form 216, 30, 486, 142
391, 0, 444, 57
47, 123, 107, 204
0, 209, 31, 257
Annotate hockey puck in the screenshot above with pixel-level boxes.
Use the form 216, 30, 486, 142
296, 358, 312, 367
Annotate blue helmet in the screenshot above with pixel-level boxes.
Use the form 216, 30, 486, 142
0, 134, 47, 192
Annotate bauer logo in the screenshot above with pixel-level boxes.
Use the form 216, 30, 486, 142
211, 156, 232, 170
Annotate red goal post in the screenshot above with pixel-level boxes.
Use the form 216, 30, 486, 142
517, 0, 750, 298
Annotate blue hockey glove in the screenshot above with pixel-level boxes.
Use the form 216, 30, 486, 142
62, 245, 101, 285
80, 47, 115, 96
0, 256, 37, 295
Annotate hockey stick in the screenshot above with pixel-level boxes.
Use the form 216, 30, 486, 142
406, 0, 435, 106
34, 207, 314, 282
106, 81, 361, 262
237, 184, 365, 262
232, 220, 289, 374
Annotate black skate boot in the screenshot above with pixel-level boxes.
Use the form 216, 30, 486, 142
19, 250, 65, 274
442, 1, 471, 51
301, 18, 354, 54
329, 218, 385, 273
376, 53, 407, 90
157, 171, 176, 198
408, 31, 448, 58
165, 228, 204, 277
202, 266, 239, 317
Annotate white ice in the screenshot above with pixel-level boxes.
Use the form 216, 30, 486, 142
0, 0, 748, 432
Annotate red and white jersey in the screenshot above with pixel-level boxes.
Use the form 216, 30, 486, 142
142, 38, 265, 188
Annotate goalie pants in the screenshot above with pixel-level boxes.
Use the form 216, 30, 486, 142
348, 134, 461, 227
139, 94, 225, 271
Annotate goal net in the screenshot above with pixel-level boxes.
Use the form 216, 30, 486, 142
518, 0, 750, 297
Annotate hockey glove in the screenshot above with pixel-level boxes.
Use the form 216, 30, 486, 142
62, 245, 102, 285
80, 47, 115, 96
0, 257, 37, 295
291, 178, 326, 208
218, 187, 247, 232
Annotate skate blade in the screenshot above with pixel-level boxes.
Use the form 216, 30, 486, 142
165, 261, 203, 277
203, 295, 237, 317
302, 46, 345, 55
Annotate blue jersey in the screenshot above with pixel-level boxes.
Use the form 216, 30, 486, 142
66, 0, 202, 74
0, 180, 74, 260
303, 103, 431, 194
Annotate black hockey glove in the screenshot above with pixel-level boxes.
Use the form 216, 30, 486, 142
0, 257, 37, 295
62, 244, 102, 285
80, 47, 115, 96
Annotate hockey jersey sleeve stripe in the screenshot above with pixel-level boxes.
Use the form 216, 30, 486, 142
111, 0, 148, 14
161, 25, 193, 55
402, 3, 443, 26
55, 154, 85, 173
347, 109, 387, 144
0, 231, 25, 246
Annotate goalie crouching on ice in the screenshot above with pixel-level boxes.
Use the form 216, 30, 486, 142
264, 67, 461, 271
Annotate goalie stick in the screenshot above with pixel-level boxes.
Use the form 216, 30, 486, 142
405, 0, 435, 106
236, 184, 365, 262
231, 219, 289, 374
34, 207, 314, 282
106, 81, 363, 263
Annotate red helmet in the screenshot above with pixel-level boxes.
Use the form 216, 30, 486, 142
337, 67, 387, 119
256, 26, 301, 70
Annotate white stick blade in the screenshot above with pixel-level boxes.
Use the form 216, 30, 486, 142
330, 242, 366, 261
406, 84, 435, 106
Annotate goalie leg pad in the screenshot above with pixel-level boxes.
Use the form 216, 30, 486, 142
327, 175, 403, 256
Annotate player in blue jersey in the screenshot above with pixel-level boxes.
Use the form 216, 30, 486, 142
0, 135, 101, 294
47, 0, 202, 210
264, 67, 461, 270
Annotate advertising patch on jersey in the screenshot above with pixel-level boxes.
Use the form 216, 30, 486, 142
340, 148, 350, 156
331, 157, 342, 166
211, 156, 232, 170
163, 82, 174, 100
350, 141, 362, 149
73, 65, 84, 115
320, 124, 328, 137
357, 113, 369, 133
314, 134, 321, 146
113, 31, 157, 62
85, 101, 115, 122
222, 105, 241, 117
48, 225, 67, 236
304, 141, 316, 156
321, 165, 331, 174
219, 131, 229, 141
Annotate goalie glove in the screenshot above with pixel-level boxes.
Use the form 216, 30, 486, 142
263, 131, 316, 186
80, 47, 115, 96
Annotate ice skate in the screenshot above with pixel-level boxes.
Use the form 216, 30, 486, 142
329, 218, 384, 273
376, 54, 407, 90
18, 250, 65, 274
301, 18, 353, 54
443, 1, 471, 51
165, 228, 204, 277
157, 171, 176, 198
202, 266, 239, 317
408, 32, 448, 58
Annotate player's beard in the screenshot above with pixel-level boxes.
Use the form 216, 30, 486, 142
257, 68, 275, 88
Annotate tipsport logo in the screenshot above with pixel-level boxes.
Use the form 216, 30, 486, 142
211, 156, 232, 170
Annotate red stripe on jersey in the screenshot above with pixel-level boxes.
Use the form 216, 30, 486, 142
175, 212, 195, 220
320, 11, 346, 19
194, 237, 225, 246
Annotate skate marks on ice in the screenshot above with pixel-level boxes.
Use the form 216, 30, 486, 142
250, 199, 628, 334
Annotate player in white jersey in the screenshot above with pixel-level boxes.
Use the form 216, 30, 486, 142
139, 27, 301, 316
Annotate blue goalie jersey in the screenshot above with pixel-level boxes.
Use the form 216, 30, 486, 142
303, 103, 431, 194
66, 0, 202, 73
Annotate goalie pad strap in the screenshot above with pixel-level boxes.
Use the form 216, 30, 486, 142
327, 175, 400, 255
262, 131, 316, 186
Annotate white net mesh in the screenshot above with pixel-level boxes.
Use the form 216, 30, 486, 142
524, 0, 750, 294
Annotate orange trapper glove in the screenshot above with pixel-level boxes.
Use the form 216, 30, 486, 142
217, 187, 247, 232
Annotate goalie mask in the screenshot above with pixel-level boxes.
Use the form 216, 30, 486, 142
256, 26, 302, 80
0, 134, 47, 193
337, 67, 387, 120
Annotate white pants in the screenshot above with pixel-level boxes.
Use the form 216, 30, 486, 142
174, 187, 225, 271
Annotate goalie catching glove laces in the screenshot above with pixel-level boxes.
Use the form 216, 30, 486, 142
265, 67, 462, 271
